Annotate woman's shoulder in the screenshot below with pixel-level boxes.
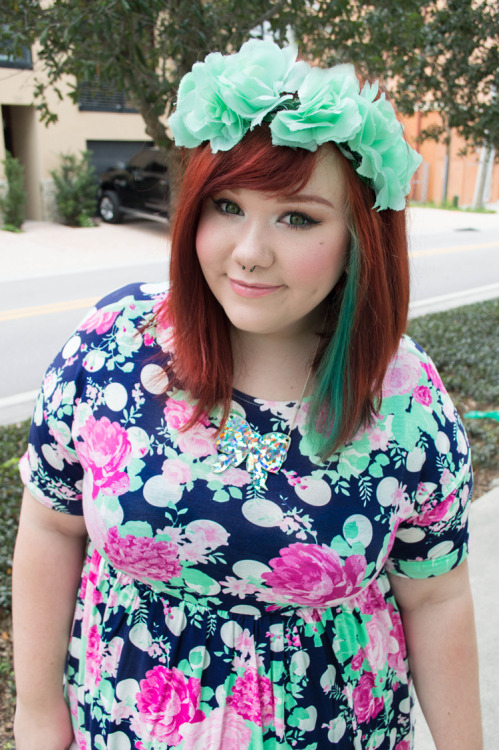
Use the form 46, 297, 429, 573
384, 334, 447, 396
376, 333, 462, 446
41, 281, 170, 387
81, 281, 168, 320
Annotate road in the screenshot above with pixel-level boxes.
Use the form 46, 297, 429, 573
1, 213, 498, 424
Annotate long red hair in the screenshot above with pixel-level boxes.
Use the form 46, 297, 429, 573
158, 125, 409, 455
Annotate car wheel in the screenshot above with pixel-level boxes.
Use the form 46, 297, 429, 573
98, 191, 122, 223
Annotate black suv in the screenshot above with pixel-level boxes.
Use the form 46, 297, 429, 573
97, 147, 170, 223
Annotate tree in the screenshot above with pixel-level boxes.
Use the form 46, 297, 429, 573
2, 0, 497, 189
388, 0, 499, 202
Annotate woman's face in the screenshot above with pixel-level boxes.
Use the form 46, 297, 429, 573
195, 146, 350, 340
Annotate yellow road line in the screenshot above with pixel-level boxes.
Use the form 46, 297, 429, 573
0, 297, 100, 322
410, 241, 498, 258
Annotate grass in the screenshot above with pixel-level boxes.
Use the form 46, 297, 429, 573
0, 298, 497, 739
411, 199, 496, 214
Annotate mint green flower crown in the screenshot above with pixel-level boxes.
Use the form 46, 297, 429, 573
169, 39, 422, 211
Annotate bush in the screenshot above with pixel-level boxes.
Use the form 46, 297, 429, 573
0, 420, 29, 618
407, 299, 499, 404
408, 299, 499, 477
50, 150, 97, 226
0, 151, 26, 230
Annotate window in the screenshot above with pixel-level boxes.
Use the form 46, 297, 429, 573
78, 80, 137, 113
0, 41, 32, 69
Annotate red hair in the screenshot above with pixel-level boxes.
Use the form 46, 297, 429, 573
158, 125, 409, 455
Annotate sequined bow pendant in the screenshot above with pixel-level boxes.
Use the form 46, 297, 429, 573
213, 413, 291, 491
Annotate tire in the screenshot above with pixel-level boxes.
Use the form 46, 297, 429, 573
98, 191, 122, 223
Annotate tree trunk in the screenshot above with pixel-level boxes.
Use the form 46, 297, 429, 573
441, 127, 452, 205
472, 144, 492, 210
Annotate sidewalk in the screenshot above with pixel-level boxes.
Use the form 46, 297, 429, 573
0, 218, 170, 282
1, 211, 498, 747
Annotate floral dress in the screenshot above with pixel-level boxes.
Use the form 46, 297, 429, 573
20, 283, 472, 750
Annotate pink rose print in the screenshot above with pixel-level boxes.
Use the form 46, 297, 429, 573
104, 527, 182, 581
216, 465, 250, 487
163, 400, 216, 456
352, 671, 384, 724
79, 309, 120, 335
184, 520, 229, 550
181, 706, 252, 750
383, 352, 421, 398
350, 650, 365, 672
162, 457, 192, 485
179, 520, 229, 564
355, 580, 387, 616
421, 360, 444, 391
395, 741, 411, 750
234, 628, 255, 658
76, 415, 132, 499
262, 543, 366, 607
407, 490, 455, 527
164, 399, 195, 430
43, 370, 57, 396
365, 609, 400, 672
220, 576, 257, 599
413, 385, 432, 407
227, 668, 275, 727
136, 666, 204, 745
387, 603, 407, 678
85, 625, 102, 688
176, 423, 217, 458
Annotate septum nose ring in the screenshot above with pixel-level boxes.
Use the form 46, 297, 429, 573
242, 265, 256, 272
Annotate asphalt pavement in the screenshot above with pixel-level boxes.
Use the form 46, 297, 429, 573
1, 210, 498, 748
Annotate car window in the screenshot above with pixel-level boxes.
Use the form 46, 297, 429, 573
145, 158, 167, 174
127, 150, 159, 170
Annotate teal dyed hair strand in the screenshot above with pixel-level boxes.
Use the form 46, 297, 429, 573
307, 236, 361, 458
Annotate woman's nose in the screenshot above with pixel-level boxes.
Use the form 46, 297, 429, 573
231, 220, 274, 269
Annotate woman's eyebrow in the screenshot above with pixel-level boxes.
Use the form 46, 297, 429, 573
277, 193, 335, 209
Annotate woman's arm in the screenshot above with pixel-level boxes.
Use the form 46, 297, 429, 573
12, 488, 88, 750
389, 561, 482, 750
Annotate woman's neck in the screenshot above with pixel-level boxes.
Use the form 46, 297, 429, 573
231, 329, 320, 401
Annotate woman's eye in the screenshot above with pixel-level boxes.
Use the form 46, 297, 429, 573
213, 199, 241, 216
283, 212, 318, 228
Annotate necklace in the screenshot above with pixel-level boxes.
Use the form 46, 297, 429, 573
213, 361, 316, 492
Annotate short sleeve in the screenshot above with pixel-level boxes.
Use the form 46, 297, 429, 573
19, 343, 86, 515
385, 351, 473, 579
19, 282, 167, 515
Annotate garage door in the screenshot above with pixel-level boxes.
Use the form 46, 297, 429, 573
86, 140, 154, 178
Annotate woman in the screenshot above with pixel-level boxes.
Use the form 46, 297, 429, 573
13, 40, 482, 749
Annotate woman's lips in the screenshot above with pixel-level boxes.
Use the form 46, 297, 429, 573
229, 278, 283, 298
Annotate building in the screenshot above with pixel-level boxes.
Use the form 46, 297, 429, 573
1, 41, 154, 220
403, 112, 499, 208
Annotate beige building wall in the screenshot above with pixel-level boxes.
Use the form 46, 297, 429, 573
0, 44, 152, 220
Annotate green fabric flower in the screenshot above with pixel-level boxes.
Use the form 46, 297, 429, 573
169, 40, 307, 153
168, 51, 248, 152
221, 39, 309, 128
343, 82, 422, 211
169, 39, 422, 210
270, 65, 362, 151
